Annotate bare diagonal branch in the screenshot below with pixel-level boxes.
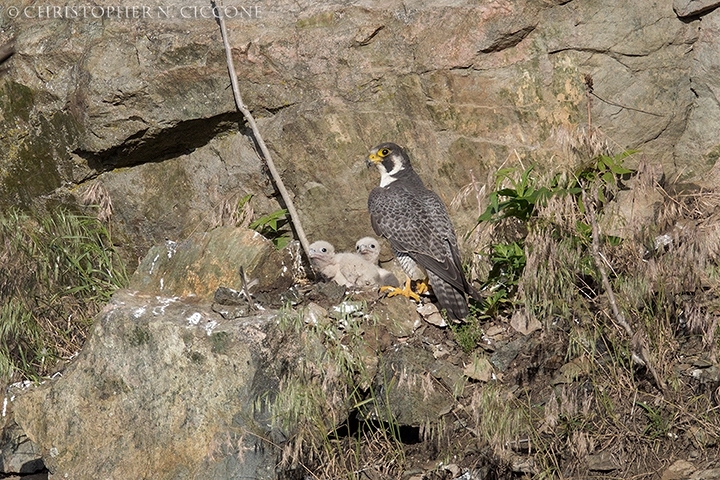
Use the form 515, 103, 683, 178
211, 1, 311, 265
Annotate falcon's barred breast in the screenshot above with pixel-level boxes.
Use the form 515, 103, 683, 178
366, 142, 478, 320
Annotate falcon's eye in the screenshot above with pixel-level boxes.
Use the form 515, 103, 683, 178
380, 148, 390, 156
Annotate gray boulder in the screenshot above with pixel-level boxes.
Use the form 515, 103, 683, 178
13, 291, 287, 480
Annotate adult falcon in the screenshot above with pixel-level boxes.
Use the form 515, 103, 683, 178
366, 142, 478, 320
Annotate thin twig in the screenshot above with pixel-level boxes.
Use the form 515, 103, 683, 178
583, 187, 632, 337
582, 186, 665, 391
590, 91, 664, 117
584, 74, 593, 127
238, 266, 256, 312
211, 0, 312, 263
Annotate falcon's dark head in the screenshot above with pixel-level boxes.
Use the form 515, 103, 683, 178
366, 142, 413, 187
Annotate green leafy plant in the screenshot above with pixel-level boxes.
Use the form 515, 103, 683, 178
636, 401, 673, 439
451, 320, 484, 353
478, 151, 634, 227
486, 241, 526, 290
478, 166, 554, 223
250, 208, 291, 249
477, 241, 527, 320
475, 152, 635, 315
576, 151, 634, 190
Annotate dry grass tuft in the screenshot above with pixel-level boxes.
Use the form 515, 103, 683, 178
216, 193, 254, 228
0, 208, 127, 385
553, 123, 612, 160
467, 384, 533, 456
81, 181, 114, 223
267, 308, 408, 479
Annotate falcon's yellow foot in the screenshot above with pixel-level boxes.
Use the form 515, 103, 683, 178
380, 277, 420, 302
414, 278, 430, 295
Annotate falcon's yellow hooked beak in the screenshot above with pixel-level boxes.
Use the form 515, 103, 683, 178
366, 150, 382, 167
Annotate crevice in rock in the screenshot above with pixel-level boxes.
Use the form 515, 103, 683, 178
74, 111, 246, 172
447, 64, 474, 72
331, 410, 422, 445
264, 102, 299, 115
0, 468, 50, 479
548, 46, 614, 55
352, 25, 385, 47
479, 25, 536, 53
0, 419, 48, 479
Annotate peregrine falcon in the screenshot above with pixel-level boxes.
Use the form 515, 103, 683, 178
355, 236, 381, 264
355, 236, 400, 288
309, 240, 387, 290
366, 142, 478, 320
309, 240, 348, 286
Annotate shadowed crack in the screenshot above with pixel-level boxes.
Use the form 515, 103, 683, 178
479, 25, 536, 53
75, 111, 245, 171
0, 40, 14, 64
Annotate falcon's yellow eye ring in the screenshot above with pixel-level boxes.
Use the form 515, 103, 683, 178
380, 148, 390, 157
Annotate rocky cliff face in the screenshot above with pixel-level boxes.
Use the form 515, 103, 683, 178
9, 230, 483, 479
1, 0, 718, 264
4, 1, 720, 479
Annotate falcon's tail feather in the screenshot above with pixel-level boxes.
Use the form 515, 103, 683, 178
427, 270, 469, 321
465, 281, 483, 302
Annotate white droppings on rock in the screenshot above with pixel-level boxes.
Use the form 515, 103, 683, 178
204, 320, 218, 335
149, 253, 160, 275
165, 240, 178, 258
152, 297, 179, 315
187, 312, 203, 326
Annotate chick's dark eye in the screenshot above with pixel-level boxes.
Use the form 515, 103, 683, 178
321, 248, 327, 253
371, 244, 377, 249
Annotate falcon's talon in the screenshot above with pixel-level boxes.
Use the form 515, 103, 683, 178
380, 278, 420, 302
414, 279, 430, 295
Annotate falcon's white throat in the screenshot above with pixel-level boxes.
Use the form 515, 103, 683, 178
378, 157, 404, 187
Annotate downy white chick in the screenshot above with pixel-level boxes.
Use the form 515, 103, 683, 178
309, 240, 383, 289
355, 236, 400, 288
